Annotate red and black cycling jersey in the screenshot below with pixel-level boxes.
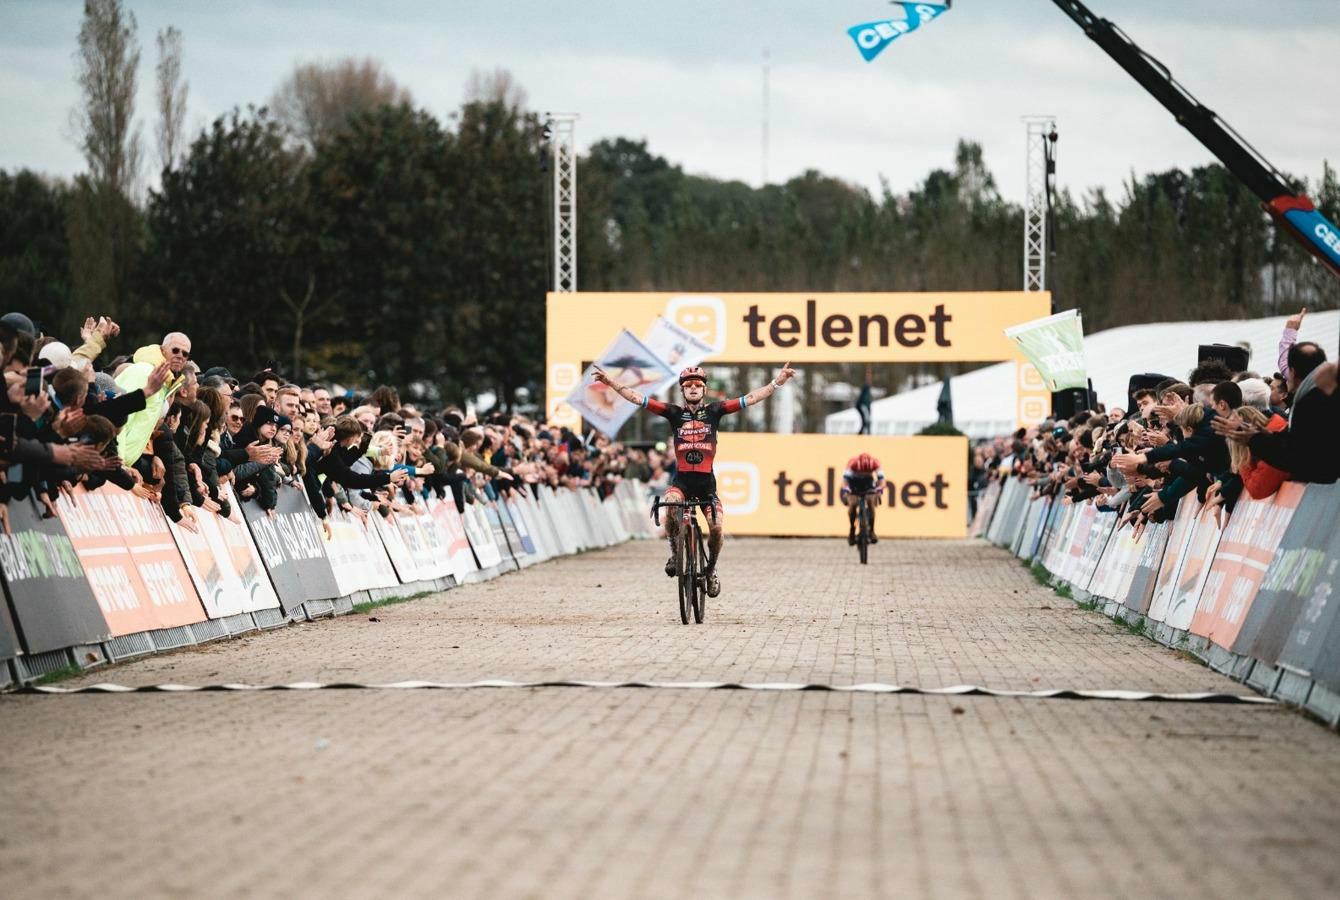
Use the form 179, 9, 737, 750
643, 395, 746, 475
842, 456, 885, 494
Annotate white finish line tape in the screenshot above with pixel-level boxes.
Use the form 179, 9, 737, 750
16, 679, 1276, 704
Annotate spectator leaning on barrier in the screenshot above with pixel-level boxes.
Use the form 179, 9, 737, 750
114, 331, 192, 465
1216, 341, 1340, 485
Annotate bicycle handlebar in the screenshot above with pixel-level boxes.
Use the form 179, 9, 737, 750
651, 495, 719, 527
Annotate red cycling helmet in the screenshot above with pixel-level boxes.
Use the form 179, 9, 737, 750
678, 366, 707, 386
852, 453, 880, 473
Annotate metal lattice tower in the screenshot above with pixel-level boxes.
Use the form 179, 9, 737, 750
548, 114, 579, 293
1023, 116, 1055, 292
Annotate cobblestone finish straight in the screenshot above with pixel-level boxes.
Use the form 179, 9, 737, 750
2, 539, 1338, 899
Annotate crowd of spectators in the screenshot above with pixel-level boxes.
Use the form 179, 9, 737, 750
972, 308, 1339, 535
0, 312, 671, 534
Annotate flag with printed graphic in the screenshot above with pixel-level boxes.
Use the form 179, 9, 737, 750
564, 329, 677, 438
848, 3, 950, 63
1004, 310, 1088, 392
640, 315, 716, 397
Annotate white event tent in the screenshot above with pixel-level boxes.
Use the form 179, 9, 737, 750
825, 310, 1339, 439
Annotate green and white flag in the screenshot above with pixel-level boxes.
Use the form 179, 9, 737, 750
1004, 309, 1087, 391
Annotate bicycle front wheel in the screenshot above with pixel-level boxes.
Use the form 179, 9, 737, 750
678, 526, 694, 625
692, 523, 707, 623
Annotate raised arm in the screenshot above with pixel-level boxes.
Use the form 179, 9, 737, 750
591, 365, 645, 406
741, 362, 797, 407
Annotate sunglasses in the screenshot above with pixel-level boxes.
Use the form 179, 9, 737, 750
228, 415, 243, 423
169, 347, 191, 359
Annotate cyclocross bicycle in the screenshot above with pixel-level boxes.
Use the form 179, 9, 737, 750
652, 495, 717, 624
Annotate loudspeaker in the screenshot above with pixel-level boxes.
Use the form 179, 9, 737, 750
1052, 379, 1097, 420
1127, 372, 1171, 413
1198, 343, 1251, 374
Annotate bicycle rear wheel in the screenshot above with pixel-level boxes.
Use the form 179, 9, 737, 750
677, 526, 694, 625
857, 497, 869, 565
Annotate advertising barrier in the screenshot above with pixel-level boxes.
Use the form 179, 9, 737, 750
1191, 483, 1303, 649
59, 485, 208, 634
170, 485, 282, 618
982, 477, 1340, 724
241, 488, 342, 614
0, 493, 110, 654
1236, 483, 1338, 669
4, 482, 653, 685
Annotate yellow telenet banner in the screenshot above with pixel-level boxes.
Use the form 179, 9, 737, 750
545, 291, 1051, 428
699, 433, 967, 539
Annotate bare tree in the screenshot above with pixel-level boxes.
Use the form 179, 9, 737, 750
67, 0, 142, 319
70, 0, 141, 195
463, 67, 528, 109
270, 57, 411, 146
155, 25, 187, 171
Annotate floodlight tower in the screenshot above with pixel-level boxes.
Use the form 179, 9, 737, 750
547, 113, 579, 293
1023, 116, 1057, 311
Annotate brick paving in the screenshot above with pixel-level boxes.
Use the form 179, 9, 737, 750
2, 538, 1338, 898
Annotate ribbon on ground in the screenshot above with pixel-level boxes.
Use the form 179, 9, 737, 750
16, 679, 1276, 704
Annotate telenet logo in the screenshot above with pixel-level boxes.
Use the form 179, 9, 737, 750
665, 295, 726, 351
715, 461, 760, 515
550, 362, 580, 392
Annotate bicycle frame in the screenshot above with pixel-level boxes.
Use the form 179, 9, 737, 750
652, 496, 718, 624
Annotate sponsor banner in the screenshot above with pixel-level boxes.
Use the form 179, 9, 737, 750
495, 498, 532, 565
1122, 521, 1170, 614
372, 511, 417, 583
58, 485, 207, 635
1165, 508, 1222, 631
0, 590, 18, 660
1148, 498, 1201, 623
1003, 309, 1087, 391
968, 480, 1002, 538
1191, 483, 1302, 648
171, 484, 282, 617
0, 495, 109, 654
324, 507, 400, 595
1075, 511, 1115, 593
1238, 483, 1338, 670
684, 433, 966, 538
545, 291, 1050, 426
504, 497, 537, 556
427, 497, 479, 580
463, 502, 503, 570
1041, 501, 1076, 574
1058, 502, 1097, 586
527, 490, 567, 557
395, 511, 435, 580
404, 507, 453, 582
241, 487, 340, 613
484, 503, 515, 562
847, 2, 950, 63
1088, 520, 1135, 601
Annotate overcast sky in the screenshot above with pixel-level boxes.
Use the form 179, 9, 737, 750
2, 0, 1336, 204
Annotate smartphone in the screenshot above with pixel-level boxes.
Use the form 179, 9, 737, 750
25, 366, 44, 396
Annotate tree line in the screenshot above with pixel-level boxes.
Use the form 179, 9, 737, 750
2, 0, 1336, 410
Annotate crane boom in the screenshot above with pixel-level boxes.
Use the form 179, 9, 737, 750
1050, 0, 1340, 279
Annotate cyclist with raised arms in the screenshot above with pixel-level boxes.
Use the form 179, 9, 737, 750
593, 362, 797, 597
842, 453, 886, 545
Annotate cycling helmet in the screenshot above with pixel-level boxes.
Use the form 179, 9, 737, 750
678, 366, 707, 386
852, 453, 880, 473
